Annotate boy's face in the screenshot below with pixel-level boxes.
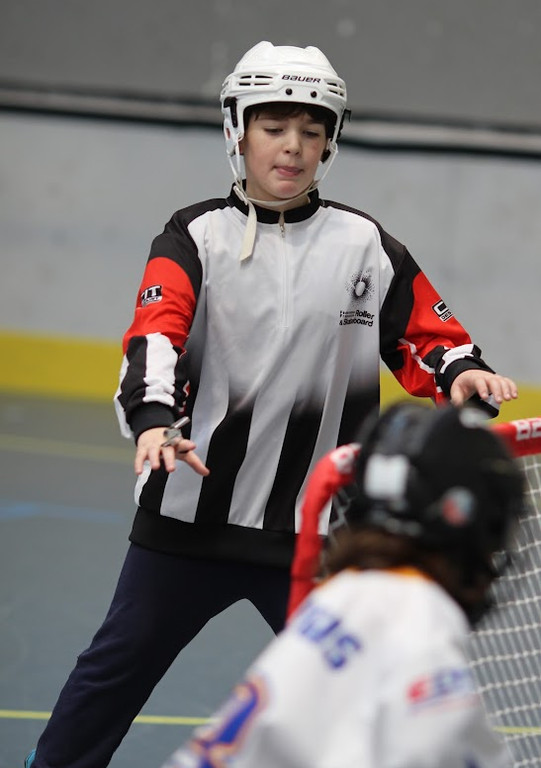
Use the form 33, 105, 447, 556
240, 109, 328, 210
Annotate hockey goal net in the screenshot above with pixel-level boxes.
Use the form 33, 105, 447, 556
468, 417, 541, 767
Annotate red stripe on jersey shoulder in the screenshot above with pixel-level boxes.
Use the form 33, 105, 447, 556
123, 257, 197, 352
407, 272, 472, 342
393, 272, 473, 400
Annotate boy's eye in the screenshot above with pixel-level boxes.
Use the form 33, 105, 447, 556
262, 127, 323, 138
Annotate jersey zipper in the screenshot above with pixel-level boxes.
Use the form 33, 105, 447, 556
278, 211, 290, 328
279, 210, 286, 238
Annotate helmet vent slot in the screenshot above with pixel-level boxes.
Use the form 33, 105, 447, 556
325, 80, 346, 97
237, 74, 274, 87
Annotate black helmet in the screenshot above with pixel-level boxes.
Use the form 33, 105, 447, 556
347, 402, 524, 571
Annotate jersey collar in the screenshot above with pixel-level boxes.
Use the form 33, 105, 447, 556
227, 184, 321, 224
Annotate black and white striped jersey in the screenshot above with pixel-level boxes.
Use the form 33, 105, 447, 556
114, 188, 493, 568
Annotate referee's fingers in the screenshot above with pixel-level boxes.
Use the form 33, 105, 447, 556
180, 449, 210, 477
164, 439, 210, 476
135, 443, 162, 474
161, 438, 194, 473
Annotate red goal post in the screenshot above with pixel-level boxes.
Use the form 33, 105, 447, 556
492, 416, 541, 457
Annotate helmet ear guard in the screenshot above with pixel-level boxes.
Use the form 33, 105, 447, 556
222, 96, 239, 129
320, 108, 350, 163
222, 96, 241, 158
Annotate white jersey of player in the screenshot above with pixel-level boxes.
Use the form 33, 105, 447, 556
165, 567, 510, 768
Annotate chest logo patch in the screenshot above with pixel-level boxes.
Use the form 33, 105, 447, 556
339, 269, 375, 327
347, 270, 374, 302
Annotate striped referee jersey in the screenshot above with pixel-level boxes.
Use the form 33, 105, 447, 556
114, 188, 494, 567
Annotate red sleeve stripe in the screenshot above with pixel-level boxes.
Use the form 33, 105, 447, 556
123, 257, 196, 353
393, 271, 474, 400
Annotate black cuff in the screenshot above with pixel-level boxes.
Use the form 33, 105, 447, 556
129, 403, 177, 443
438, 358, 495, 397
439, 359, 499, 419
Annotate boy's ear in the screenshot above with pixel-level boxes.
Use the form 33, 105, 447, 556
238, 138, 245, 155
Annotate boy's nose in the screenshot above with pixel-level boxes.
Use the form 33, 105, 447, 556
284, 131, 302, 153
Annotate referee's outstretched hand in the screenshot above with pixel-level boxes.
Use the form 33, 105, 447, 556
134, 427, 210, 477
450, 369, 518, 409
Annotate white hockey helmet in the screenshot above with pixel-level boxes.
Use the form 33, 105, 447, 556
221, 41, 348, 175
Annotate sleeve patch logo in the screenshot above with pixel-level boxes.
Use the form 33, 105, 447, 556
432, 299, 453, 322
141, 285, 163, 307
408, 667, 474, 708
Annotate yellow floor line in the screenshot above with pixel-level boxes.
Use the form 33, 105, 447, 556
0, 709, 211, 726
497, 726, 541, 736
0, 708, 538, 733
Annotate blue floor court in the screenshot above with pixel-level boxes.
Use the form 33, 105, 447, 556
0, 393, 273, 768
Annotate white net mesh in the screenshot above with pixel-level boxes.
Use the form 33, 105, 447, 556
468, 452, 541, 766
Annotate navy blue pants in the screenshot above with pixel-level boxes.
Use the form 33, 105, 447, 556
34, 543, 290, 768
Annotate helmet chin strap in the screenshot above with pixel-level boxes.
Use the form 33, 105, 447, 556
229, 143, 337, 261
232, 179, 318, 262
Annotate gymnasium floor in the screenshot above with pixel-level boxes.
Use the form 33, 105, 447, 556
0, 393, 274, 768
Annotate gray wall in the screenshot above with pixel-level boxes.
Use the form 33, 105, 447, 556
1, 110, 540, 384
2, 0, 541, 128
1, 1, 540, 386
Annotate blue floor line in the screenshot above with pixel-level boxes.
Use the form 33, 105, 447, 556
0, 499, 127, 524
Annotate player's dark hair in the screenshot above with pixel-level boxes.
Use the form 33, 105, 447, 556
244, 101, 336, 139
324, 527, 493, 625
